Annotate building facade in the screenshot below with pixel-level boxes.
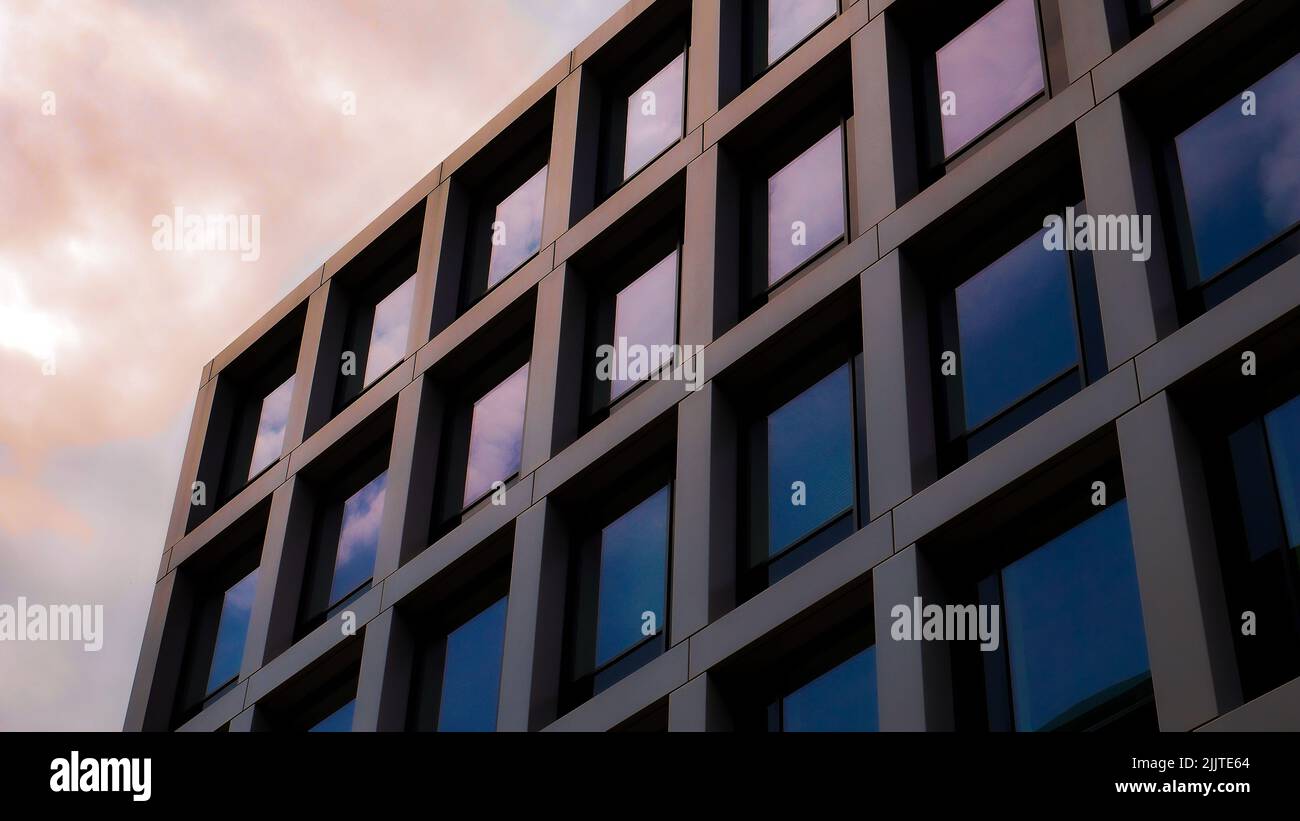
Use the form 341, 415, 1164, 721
127, 0, 1300, 732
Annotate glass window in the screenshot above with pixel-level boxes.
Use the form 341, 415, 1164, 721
1174, 53, 1300, 282
775, 646, 878, 732
624, 53, 686, 180
767, 0, 838, 66
437, 596, 508, 732
595, 486, 671, 667
767, 364, 855, 555
309, 699, 355, 732
955, 228, 1079, 429
611, 250, 678, 401
247, 375, 295, 480
768, 125, 846, 285
362, 275, 415, 386
1264, 394, 1300, 548
205, 569, 258, 695
935, 0, 1045, 157
999, 501, 1150, 731
328, 471, 387, 607
487, 167, 548, 289
463, 363, 530, 506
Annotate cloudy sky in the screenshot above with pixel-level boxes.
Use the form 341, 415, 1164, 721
0, 0, 623, 731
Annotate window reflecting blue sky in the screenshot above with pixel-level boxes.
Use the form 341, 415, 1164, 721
205, 568, 257, 695
936, 0, 1044, 156
612, 250, 677, 400
1001, 501, 1149, 732
767, 364, 855, 555
362, 275, 415, 386
956, 227, 1078, 429
487, 166, 548, 288
308, 699, 355, 732
463, 363, 529, 506
1175, 52, 1300, 281
247, 375, 295, 480
624, 53, 685, 180
438, 596, 508, 732
767, 0, 837, 66
328, 471, 387, 606
1265, 394, 1300, 549
595, 485, 670, 666
781, 645, 877, 731
768, 125, 845, 285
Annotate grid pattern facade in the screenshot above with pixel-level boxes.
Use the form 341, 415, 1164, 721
127, 0, 1300, 732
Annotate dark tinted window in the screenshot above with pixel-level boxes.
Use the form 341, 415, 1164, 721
767, 125, 846, 285
595, 485, 671, 667
775, 645, 878, 732
309, 699, 355, 732
611, 250, 678, 401
328, 471, 387, 607
205, 569, 258, 695
438, 596, 509, 732
362, 275, 415, 386
956, 228, 1079, 428
1174, 53, 1300, 283
935, 0, 1045, 156
247, 375, 295, 480
998, 502, 1149, 731
623, 53, 686, 180
1265, 394, 1300, 548
463, 363, 529, 506
767, 0, 837, 66
487, 167, 547, 288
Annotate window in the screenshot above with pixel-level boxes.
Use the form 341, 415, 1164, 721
977, 502, 1153, 731
486, 167, 548, 290
565, 484, 672, 706
623, 53, 686, 180
1166, 52, 1300, 309
309, 699, 355, 732
246, 375, 295, 481
768, 0, 837, 67
361, 275, 416, 387
770, 646, 877, 732
1209, 390, 1300, 698
744, 357, 866, 596
301, 470, 388, 629
204, 569, 258, 697
934, 0, 1045, 158
463, 363, 529, 507
767, 125, 847, 286
936, 206, 1106, 468
433, 597, 509, 732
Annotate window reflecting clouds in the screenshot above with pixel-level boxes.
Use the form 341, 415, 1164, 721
362, 275, 415, 386
464, 364, 529, 506
624, 53, 685, 180
247, 375, 295, 480
487, 167, 548, 288
768, 126, 846, 285
328, 471, 387, 606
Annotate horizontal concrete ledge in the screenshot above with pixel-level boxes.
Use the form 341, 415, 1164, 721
893, 361, 1140, 548
380, 473, 534, 609
286, 358, 412, 477
1199, 675, 1300, 732
244, 586, 382, 707
878, 76, 1093, 255
542, 642, 687, 731
168, 458, 287, 565
687, 514, 892, 677
1136, 254, 1300, 399
176, 680, 247, 732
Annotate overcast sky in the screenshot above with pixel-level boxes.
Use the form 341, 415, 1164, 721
0, 0, 624, 731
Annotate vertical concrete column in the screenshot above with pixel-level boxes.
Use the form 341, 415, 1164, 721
544, 66, 581, 247
352, 607, 414, 731
861, 251, 936, 519
284, 276, 329, 453
422, 182, 465, 338
521, 266, 583, 476
123, 570, 192, 731
667, 673, 734, 731
1055, 0, 1124, 84
164, 372, 219, 545
1077, 94, 1179, 369
1117, 391, 1242, 730
873, 545, 955, 731
681, 147, 739, 348
850, 14, 917, 235
670, 382, 738, 645
686, 0, 722, 135
299, 278, 350, 438
241, 477, 314, 669
408, 185, 448, 355
373, 375, 444, 581
497, 498, 570, 731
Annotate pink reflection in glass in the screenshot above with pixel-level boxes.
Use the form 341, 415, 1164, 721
768, 0, 837, 66
247, 375, 295, 480
935, 0, 1044, 157
767, 125, 846, 285
363, 275, 414, 386
487, 167, 548, 288
624, 53, 685, 180
463, 363, 529, 506
612, 250, 678, 400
